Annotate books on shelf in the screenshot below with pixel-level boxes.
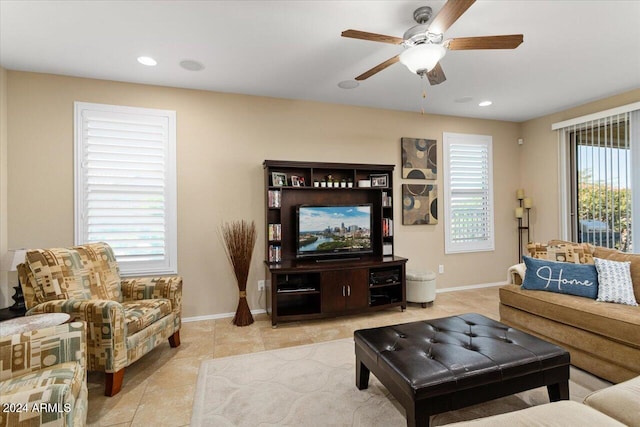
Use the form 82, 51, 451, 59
268, 223, 282, 241
382, 191, 392, 207
382, 218, 393, 237
268, 190, 281, 208
268, 244, 282, 263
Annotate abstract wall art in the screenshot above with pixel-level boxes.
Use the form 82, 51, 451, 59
402, 184, 438, 225
401, 137, 437, 180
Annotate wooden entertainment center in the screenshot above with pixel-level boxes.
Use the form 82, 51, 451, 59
263, 160, 407, 327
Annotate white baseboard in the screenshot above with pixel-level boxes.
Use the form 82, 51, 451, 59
183, 282, 505, 322
435, 281, 506, 293
183, 308, 267, 323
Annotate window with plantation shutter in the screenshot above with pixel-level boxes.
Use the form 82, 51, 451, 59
74, 102, 177, 275
443, 132, 495, 254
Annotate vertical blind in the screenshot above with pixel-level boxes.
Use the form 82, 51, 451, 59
569, 113, 632, 252
75, 102, 177, 275
443, 133, 495, 254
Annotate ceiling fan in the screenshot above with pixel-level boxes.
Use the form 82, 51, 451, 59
342, 0, 523, 85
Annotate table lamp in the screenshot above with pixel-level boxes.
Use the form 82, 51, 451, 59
1, 249, 28, 312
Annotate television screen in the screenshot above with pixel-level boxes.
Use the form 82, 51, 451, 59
297, 204, 373, 258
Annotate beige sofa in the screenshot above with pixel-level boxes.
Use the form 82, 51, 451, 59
499, 242, 640, 384
446, 374, 640, 427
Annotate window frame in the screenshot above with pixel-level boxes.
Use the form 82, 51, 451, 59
443, 132, 495, 254
74, 101, 178, 276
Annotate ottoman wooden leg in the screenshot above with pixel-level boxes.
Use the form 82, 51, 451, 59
407, 399, 431, 427
356, 359, 370, 390
547, 381, 570, 401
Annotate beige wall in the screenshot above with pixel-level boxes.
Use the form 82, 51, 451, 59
6, 71, 522, 317
520, 89, 640, 243
0, 67, 8, 306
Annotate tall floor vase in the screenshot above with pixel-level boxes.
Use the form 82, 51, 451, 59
221, 220, 257, 326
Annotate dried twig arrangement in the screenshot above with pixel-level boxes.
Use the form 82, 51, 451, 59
221, 220, 258, 326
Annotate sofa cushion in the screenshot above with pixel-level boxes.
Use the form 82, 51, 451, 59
528, 241, 595, 264
547, 240, 596, 264
584, 375, 640, 427
499, 284, 640, 349
593, 246, 640, 302
25, 242, 122, 303
444, 400, 625, 426
522, 256, 598, 299
595, 258, 638, 306
123, 299, 172, 335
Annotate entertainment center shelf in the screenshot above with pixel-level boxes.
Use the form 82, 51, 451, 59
263, 160, 406, 326
265, 257, 407, 326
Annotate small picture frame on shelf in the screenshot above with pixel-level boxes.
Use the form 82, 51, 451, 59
271, 172, 287, 187
290, 175, 305, 187
370, 174, 389, 188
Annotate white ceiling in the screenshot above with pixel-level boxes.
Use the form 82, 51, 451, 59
1, 0, 639, 122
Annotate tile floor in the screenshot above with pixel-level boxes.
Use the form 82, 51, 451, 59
85, 286, 503, 426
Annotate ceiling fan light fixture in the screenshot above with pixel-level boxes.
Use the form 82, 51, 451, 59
399, 44, 446, 75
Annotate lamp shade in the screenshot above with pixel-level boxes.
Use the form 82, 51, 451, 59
1, 249, 28, 272
399, 44, 446, 75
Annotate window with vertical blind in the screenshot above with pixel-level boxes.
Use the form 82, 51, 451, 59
74, 102, 177, 275
554, 105, 639, 253
443, 132, 495, 254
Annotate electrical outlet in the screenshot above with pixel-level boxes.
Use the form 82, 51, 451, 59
257, 280, 266, 291
438, 264, 444, 274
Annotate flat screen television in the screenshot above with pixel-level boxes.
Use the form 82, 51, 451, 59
296, 204, 373, 259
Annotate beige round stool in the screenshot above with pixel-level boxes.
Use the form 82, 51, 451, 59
406, 270, 436, 308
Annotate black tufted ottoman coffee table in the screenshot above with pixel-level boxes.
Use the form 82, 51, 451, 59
354, 313, 570, 427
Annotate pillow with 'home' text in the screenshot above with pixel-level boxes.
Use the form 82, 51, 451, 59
522, 256, 598, 299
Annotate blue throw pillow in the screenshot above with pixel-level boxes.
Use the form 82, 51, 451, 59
522, 256, 598, 299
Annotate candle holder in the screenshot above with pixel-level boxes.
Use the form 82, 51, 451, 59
515, 193, 532, 262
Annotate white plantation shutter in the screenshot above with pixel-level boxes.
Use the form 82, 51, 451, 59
74, 102, 177, 275
443, 133, 495, 253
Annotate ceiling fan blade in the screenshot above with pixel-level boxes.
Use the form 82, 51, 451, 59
426, 62, 447, 85
429, 0, 476, 34
341, 29, 404, 45
355, 55, 400, 80
447, 34, 524, 50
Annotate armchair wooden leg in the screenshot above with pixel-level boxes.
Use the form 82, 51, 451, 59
105, 369, 125, 397
169, 330, 181, 348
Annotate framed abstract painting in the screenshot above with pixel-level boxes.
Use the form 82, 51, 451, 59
401, 137, 437, 180
402, 184, 438, 225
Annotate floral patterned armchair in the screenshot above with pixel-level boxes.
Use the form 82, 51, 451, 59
17, 242, 182, 396
0, 321, 88, 426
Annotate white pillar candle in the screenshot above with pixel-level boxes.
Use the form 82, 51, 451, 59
515, 207, 524, 218
516, 189, 525, 200
523, 197, 533, 209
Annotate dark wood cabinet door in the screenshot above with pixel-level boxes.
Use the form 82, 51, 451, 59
321, 268, 368, 313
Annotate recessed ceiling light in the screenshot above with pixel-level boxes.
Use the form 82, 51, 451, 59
338, 80, 359, 89
180, 59, 205, 71
479, 100, 493, 107
137, 56, 157, 66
